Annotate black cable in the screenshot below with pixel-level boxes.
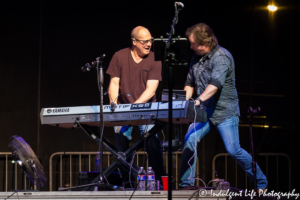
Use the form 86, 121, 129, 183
174, 169, 219, 186
175, 124, 179, 141
121, 172, 130, 188
212, 169, 218, 178
122, 181, 136, 188
120, 150, 136, 188
129, 150, 136, 188
143, 135, 147, 169
187, 188, 207, 200
128, 116, 152, 200
230, 187, 244, 192
180, 99, 186, 150
180, 120, 183, 150
187, 186, 245, 200
128, 135, 146, 200
128, 101, 163, 199
75, 120, 100, 145
128, 176, 140, 200
142, 116, 152, 168
4, 190, 18, 200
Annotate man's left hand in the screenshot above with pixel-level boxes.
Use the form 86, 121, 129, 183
195, 100, 200, 106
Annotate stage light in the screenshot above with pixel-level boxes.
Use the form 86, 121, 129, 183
268, 5, 277, 11
17, 160, 23, 166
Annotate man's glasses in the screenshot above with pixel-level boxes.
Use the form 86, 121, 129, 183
134, 37, 154, 45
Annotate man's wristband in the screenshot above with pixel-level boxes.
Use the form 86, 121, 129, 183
196, 97, 203, 104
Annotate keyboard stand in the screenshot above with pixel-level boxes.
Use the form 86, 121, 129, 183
76, 121, 167, 191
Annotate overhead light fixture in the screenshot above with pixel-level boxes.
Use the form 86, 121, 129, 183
268, 5, 278, 11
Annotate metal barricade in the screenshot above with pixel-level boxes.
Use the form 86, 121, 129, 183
212, 153, 291, 191
0, 152, 28, 191
3, 151, 291, 191
49, 151, 200, 191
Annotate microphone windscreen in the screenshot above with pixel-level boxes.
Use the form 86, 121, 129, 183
111, 102, 116, 112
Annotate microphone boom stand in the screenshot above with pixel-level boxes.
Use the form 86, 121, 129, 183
94, 56, 106, 190
57, 55, 117, 191
77, 55, 116, 191
164, 4, 182, 200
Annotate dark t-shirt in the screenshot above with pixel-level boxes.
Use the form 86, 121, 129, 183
106, 48, 162, 104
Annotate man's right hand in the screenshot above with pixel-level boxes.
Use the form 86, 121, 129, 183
184, 85, 194, 100
108, 77, 120, 104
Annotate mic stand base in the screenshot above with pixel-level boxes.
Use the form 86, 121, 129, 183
93, 181, 117, 191
58, 182, 119, 191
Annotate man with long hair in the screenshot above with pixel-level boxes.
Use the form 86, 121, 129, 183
179, 23, 268, 190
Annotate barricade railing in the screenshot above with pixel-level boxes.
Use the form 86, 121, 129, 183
49, 151, 199, 191
212, 153, 291, 191
0, 152, 30, 191
2, 151, 292, 191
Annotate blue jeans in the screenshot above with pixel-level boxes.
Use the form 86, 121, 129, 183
114, 125, 154, 141
179, 115, 268, 189
114, 125, 165, 183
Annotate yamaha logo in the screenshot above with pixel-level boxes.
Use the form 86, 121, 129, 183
46, 108, 70, 114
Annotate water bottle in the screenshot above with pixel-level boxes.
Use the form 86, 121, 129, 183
95, 152, 100, 171
146, 167, 156, 191
137, 167, 146, 191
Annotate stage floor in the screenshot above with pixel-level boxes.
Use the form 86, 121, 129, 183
0, 190, 227, 200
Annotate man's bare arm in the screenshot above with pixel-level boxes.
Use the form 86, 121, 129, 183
184, 85, 194, 100
195, 84, 218, 105
108, 77, 120, 104
134, 80, 159, 103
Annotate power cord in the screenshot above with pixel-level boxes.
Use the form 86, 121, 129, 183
173, 174, 206, 188
128, 139, 146, 200
103, 174, 110, 185
4, 190, 22, 200
161, 130, 165, 151
187, 98, 203, 181
122, 181, 136, 188
206, 179, 219, 187
185, 169, 245, 200
129, 150, 136, 189
187, 186, 245, 200
128, 116, 152, 200
188, 188, 206, 200
186, 178, 206, 187
4, 190, 18, 200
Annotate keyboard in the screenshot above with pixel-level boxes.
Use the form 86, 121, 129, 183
40, 101, 207, 128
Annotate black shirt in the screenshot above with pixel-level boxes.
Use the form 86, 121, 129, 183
185, 45, 240, 125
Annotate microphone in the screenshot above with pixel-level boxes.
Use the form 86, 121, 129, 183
82, 54, 106, 72
175, 2, 184, 10
104, 92, 131, 112
111, 102, 117, 112
99, 54, 106, 60
81, 63, 91, 72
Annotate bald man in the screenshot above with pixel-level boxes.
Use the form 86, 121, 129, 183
106, 26, 165, 187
